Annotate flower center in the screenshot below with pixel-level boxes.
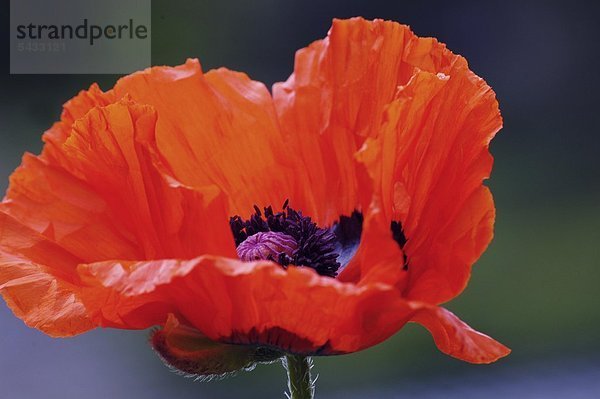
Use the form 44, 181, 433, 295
229, 201, 341, 277
236, 231, 298, 262
229, 202, 411, 277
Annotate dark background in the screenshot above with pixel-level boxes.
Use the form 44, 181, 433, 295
1, 1, 599, 397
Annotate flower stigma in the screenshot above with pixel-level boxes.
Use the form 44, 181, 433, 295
236, 231, 298, 262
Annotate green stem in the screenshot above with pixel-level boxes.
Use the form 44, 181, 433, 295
284, 355, 314, 399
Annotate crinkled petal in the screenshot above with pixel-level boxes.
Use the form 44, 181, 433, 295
3, 153, 140, 262
358, 68, 501, 304
110, 60, 297, 218
4, 99, 235, 263
0, 212, 94, 336
78, 256, 417, 355
411, 305, 510, 364
273, 17, 463, 223
274, 17, 499, 305
41, 83, 115, 164
1, 99, 237, 336
62, 99, 235, 259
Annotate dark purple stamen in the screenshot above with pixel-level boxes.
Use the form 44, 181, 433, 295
230, 201, 341, 277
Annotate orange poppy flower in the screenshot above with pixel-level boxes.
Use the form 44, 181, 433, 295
0, 17, 509, 383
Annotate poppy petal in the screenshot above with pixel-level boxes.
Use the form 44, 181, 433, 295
273, 17, 462, 222
3, 153, 141, 262
411, 305, 510, 364
110, 59, 296, 218
41, 83, 115, 164
78, 256, 416, 354
358, 66, 501, 304
5, 99, 235, 263
150, 314, 281, 380
62, 99, 235, 260
0, 212, 94, 336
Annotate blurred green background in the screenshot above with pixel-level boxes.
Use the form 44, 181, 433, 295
1, 1, 599, 398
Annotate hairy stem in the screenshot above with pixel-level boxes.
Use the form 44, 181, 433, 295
284, 355, 314, 399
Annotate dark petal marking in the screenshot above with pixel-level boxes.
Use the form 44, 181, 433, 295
390, 221, 409, 270
333, 211, 363, 270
